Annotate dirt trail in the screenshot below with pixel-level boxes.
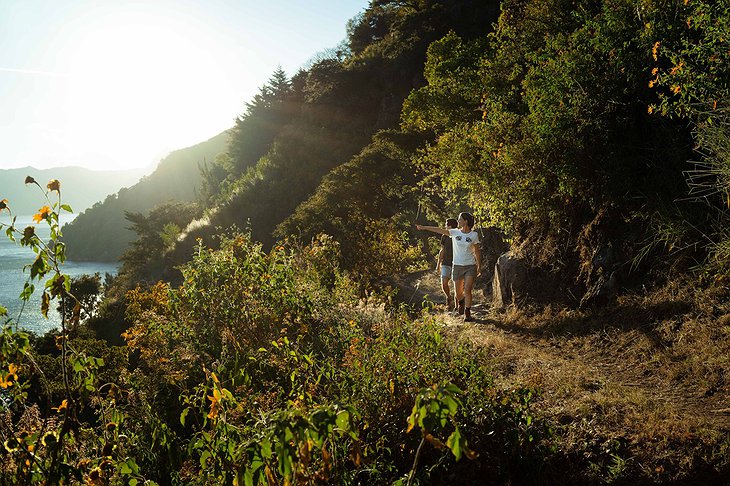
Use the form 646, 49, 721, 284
398, 269, 730, 435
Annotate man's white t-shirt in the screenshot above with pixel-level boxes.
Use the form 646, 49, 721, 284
448, 229, 480, 266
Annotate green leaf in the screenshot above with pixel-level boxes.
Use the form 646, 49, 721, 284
442, 395, 458, 416
30, 254, 48, 279
60, 204, 73, 213
20, 283, 35, 301
446, 428, 463, 461
261, 438, 272, 459
200, 450, 211, 469
180, 407, 189, 426
336, 410, 350, 431
72, 359, 84, 372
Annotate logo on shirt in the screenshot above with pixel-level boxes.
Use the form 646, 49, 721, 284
455, 236, 462, 241
466, 237, 472, 242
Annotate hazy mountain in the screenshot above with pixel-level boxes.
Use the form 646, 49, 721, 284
61, 131, 229, 262
0, 166, 148, 216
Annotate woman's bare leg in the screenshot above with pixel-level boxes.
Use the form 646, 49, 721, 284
464, 276, 475, 307
441, 276, 451, 299
454, 278, 464, 302
454, 278, 465, 314
463, 275, 476, 320
441, 276, 454, 310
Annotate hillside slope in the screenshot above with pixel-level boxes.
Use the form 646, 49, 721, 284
0, 166, 147, 215
62, 131, 228, 262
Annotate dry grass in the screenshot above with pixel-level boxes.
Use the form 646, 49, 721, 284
410, 272, 730, 483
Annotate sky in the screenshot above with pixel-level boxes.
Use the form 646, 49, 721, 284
0, 0, 369, 172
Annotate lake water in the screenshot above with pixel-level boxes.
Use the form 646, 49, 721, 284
0, 214, 118, 336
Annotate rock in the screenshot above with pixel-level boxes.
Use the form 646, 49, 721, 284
579, 269, 618, 309
492, 251, 528, 307
579, 242, 619, 309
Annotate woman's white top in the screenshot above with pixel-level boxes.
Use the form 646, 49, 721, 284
448, 229, 480, 266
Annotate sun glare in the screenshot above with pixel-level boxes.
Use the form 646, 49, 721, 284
52, 7, 234, 167
1, 0, 367, 171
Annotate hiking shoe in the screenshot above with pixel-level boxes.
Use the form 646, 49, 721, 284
457, 299, 465, 315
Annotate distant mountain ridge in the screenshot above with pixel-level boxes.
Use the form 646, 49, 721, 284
61, 131, 229, 262
0, 166, 148, 215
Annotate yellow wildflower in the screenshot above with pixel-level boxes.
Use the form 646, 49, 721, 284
0, 363, 18, 388
652, 41, 661, 61
53, 399, 68, 412
671, 85, 681, 94
207, 388, 223, 420
0, 199, 8, 212
32, 205, 51, 224
648, 106, 654, 114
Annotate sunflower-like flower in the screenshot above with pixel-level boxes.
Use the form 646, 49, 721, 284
47, 179, 60, 193
0, 198, 8, 213
24, 176, 36, 185
0, 363, 19, 388
3, 436, 20, 452
21, 226, 35, 245
32, 205, 51, 224
88, 467, 102, 482
41, 431, 58, 447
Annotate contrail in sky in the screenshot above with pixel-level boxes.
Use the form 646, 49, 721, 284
0, 67, 68, 78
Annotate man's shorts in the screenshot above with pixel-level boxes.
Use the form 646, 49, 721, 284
452, 264, 477, 280
440, 265, 452, 279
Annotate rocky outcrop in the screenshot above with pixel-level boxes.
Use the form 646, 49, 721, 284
492, 251, 528, 307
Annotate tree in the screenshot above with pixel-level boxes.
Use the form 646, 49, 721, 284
56, 273, 103, 324
402, 0, 699, 278
227, 67, 297, 178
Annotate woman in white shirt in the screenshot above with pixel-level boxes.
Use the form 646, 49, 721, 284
417, 212, 482, 321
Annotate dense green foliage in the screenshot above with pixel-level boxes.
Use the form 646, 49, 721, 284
2, 0, 729, 483
57, 0, 728, 285
1, 196, 552, 484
